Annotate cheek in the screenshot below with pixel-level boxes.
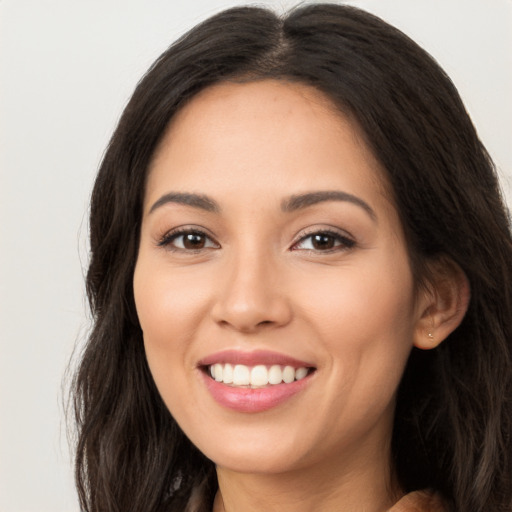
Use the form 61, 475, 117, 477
134, 268, 206, 426
133, 257, 210, 397
294, 253, 417, 390
299, 259, 415, 337
299, 261, 415, 431
134, 258, 210, 343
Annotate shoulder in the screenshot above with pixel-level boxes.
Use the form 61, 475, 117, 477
388, 490, 448, 512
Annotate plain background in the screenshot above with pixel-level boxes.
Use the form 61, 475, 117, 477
0, 1, 510, 510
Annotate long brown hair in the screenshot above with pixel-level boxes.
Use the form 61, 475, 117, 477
72, 5, 512, 511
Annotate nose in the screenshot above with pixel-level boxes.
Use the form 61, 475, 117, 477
210, 250, 292, 333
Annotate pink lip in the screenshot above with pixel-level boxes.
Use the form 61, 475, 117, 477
201, 371, 313, 413
198, 349, 314, 368
197, 350, 316, 413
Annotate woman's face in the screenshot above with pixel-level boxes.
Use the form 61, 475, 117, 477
134, 80, 426, 477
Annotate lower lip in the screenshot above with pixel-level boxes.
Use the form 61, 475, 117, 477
201, 371, 313, 413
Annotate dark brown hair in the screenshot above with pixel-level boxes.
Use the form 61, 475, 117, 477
72, 4, 512, 511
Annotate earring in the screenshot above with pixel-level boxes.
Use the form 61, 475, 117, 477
427, 332, 434, 340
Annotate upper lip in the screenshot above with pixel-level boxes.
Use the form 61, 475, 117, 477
198, 349, 315, 368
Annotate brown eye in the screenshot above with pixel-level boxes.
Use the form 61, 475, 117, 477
159, 229, 219, 251
311, 234, 336, 250
292, 230, 356, 252
182, 233, 207, 249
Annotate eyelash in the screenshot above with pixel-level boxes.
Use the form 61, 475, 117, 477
157, 227, 219, 252
291, 229, 356, 253
157, 228, 356, 253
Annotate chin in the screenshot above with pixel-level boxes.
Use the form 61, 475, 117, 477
209, 447, 305, 475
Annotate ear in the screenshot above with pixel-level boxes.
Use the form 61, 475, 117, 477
413, 256, 470, 350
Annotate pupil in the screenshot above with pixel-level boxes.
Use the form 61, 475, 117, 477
184, 233, 205, 249
312, 234, 334, 250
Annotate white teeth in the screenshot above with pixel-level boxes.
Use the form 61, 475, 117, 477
223, 363, 233, 384
268, 364, 282, 385
295, 367, 308, 380
213, 363, 223, 382
282, 365, 295, 383
250, 365, 268, 387
208, 363, 311, 387
233, 364, 250, 386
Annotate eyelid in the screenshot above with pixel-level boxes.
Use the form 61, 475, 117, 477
290, 226, 356, 252
157, 225, 220, 251
155, 224, 355, 253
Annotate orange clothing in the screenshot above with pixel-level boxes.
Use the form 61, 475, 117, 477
389, 490, 447, 512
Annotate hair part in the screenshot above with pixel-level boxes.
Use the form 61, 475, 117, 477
73, 4, 512, 511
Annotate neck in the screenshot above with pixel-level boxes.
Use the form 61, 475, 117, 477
212, 442, 401, 512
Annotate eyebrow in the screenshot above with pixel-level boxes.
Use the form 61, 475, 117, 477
281, 190, 376, 221
149, 192, 220, 214
148, 189, 376, 221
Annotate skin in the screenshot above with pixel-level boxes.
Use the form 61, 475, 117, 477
133, 80, 467, 512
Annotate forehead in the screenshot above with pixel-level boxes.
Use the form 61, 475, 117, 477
146, 80, 389, 206
168, 79, 342, 133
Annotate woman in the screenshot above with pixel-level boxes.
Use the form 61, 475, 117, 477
72, 4, 512, 511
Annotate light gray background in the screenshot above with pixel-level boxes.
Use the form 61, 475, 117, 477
1, 1, 510, 510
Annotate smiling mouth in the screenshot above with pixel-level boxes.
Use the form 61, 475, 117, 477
205, 363, 315, 388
